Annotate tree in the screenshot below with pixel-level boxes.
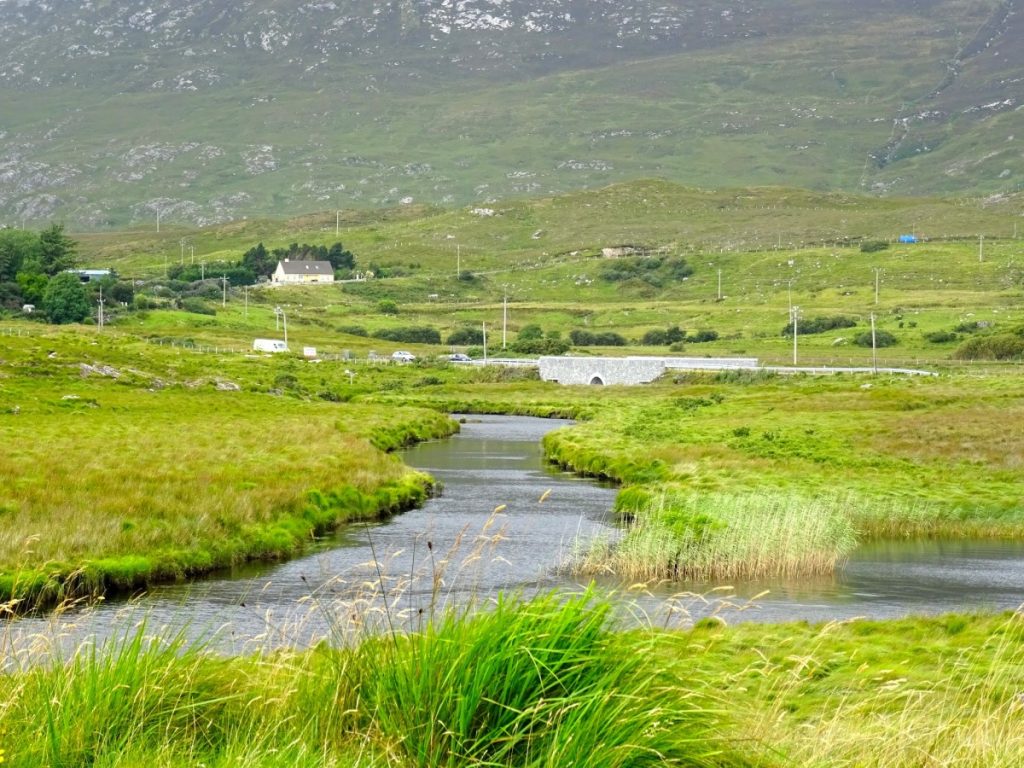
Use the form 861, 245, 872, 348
37, 224, 78, 276
42, 272, 90, 324
327, 242, 355, 271
241, 242, 275, 278
517, 324, 544, 341
16, 271, 48, 305
0, 229, 39, 282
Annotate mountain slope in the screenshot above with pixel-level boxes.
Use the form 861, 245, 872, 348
1, 0, 1022, 228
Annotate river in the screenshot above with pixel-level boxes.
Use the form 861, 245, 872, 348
3, 414, 1023, 658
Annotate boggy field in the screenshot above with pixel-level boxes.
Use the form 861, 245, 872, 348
2, 181, 1024, 764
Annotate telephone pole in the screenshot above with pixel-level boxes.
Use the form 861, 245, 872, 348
97, 286, 105, 331
222, 275, 228, 307
791, 305, 800, 365
502, 289, 508, 349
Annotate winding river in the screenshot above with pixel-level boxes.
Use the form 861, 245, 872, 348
4, 414, 1024, 657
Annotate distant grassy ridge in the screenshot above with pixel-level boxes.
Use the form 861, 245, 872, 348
0, 332, 458, 611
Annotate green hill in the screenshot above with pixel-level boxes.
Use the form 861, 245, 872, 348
3, 0, 1024, 228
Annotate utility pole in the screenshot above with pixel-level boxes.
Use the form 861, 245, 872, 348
97, 286, 105, 331
179, 238, 186, 265
791, 305, 800, 366
190, 244, 195, 264
482, 321, 487, 364
201, 261, 206, 280
456, 244, 461, 280
222, 275, 228, 307
870, 312, 878, 374
979, 234, 985, 263
244, 286, 249, 319
502, 289, 508, 349
717, 268, 722, 301
873, 267, 881, 305
156, 207, 161, 233
336, 210, 340, 237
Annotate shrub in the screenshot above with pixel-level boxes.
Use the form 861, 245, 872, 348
337, 324, 368, 337
688, 329, 719, 343
179, 298, 216, 315
642, 328, 668, 346
446, 327, 484, 345
924, 330, 959, 343
517, 324, 544, 341
509, 337, 571, 355
859, 240, 889, 253
853, 330, 897, 347
569, 329, 627, 346
782, 315, 857, 336
372, 326, 441, 344
377, 299, 399, 315
953, 334, 1024, 360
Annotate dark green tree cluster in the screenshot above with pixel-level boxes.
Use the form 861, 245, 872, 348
781, 315, 857, 336
241, 241, 356, 279
599, 256, 693, 288
508, 324, 570, 354
0, 224, 94, 323
641, 325, 687, 346
569, 329, 628, 346
372, 326, 441, 344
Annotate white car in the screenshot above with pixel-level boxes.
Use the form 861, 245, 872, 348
391, 350, 416, 362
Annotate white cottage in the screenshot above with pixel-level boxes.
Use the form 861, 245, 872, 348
271, 259, 335, 285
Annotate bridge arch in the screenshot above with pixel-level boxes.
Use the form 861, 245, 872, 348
589, 374, 605, 386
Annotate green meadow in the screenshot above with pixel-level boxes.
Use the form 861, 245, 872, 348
1, 181, 1023, 764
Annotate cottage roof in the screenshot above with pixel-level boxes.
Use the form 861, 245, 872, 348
277, 260, 333, 275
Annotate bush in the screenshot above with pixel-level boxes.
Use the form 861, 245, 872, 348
599, 255, 693, 287
859, 240, 889, 253
337, 325, 368, 337
517, 324, 544, 341
853, 330, 897, 347
642, 329, 668, 346
446, 327, 485, 345
180, 298, 216, 316
509, 338, 571, 355
372, 326, 441, 344
923, 330, 959, 343
954, 320, 987, 334
42, 273, 90, 324
688, 329, 719, 343
953, 334, 1024, 360
377, 299, 399, 315
569, 329, 627, 346
782, 315, 857, 336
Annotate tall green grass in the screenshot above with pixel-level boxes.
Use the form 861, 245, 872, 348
574, 490, 857, 581
0, 590, 748, 767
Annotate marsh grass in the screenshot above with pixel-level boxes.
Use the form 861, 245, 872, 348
0, 521, 749, 768
691, 609, 1024, 767
574, 490, 857, 581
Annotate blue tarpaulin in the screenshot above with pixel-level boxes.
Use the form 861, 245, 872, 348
898, 235, 918, 243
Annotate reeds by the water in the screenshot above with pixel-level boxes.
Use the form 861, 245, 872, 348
573, 490, 858, 581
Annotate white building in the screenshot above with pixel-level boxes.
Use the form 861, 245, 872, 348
271, 259, 335, 285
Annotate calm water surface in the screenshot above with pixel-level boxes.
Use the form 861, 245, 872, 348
5, 415, 1024, 656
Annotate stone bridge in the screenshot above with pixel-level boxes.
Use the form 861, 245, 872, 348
538, 356, 759, 386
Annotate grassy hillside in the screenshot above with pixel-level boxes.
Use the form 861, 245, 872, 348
3, 0, 1024, 227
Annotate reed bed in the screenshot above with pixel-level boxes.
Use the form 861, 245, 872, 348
573, 490, 858, 581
